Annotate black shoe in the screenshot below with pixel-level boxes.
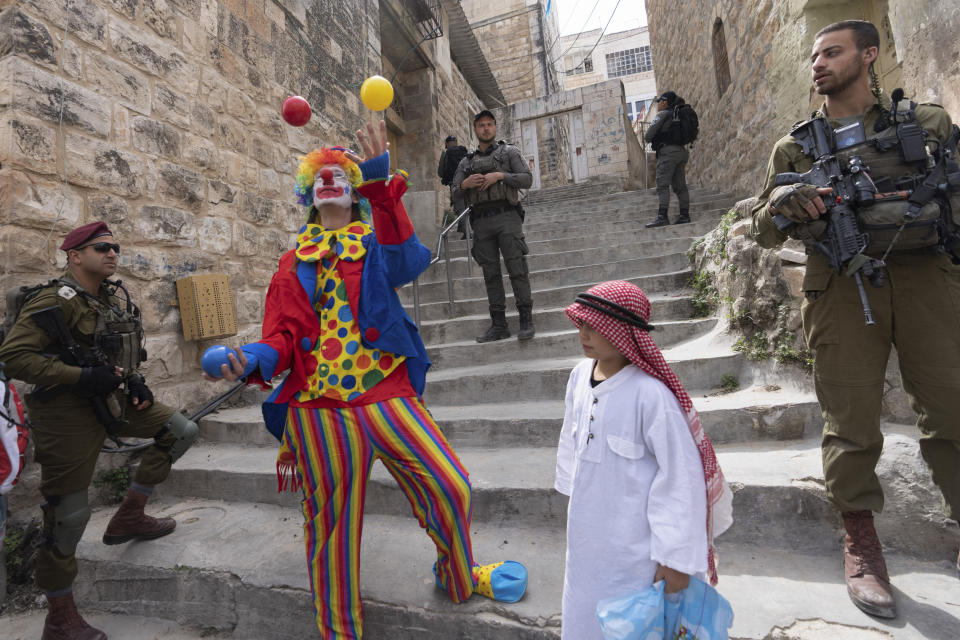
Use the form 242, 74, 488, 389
517, 308, 535, 341
476, 324, 511, 343
645, 208, 670, 228
673, 208, 691, 224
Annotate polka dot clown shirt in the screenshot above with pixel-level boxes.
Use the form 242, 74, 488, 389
293, 221, 407, 404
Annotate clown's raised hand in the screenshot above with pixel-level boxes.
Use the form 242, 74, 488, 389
347, 120, 389, 165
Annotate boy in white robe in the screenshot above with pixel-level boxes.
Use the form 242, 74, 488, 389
556, 280, 734, 639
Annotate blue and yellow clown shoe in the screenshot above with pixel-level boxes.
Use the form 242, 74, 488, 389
433, 561, 528, 603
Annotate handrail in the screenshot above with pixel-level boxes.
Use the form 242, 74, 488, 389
411, 206, 473, 329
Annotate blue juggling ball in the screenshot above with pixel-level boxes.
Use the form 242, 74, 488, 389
201, 345, 237, 377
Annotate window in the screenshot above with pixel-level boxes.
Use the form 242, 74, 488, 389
565, 55, 593, 76
605, 46, 652, 78
712, 18, 732, 97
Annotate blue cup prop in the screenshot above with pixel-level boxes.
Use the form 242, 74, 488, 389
201, 345, 238, 378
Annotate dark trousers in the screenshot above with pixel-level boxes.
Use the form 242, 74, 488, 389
655, 144, 690, 211
470, 209, 532, 314
25, 392, 177, 591
802, 252, 960, 519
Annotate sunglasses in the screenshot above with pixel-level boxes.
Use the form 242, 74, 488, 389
78, 242, 121, 254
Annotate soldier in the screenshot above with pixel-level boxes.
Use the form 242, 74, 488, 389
451, 109, 535, 342
644, 91, 695, 228
0, 221, 199, 640
751, 20, 960, 618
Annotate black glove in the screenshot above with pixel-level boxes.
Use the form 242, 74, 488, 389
127, 374, 154, 405
76, 365, 123, 396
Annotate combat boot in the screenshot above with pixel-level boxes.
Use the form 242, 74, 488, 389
673, 208, 691, 224
476, 311, 510, 343
645, 208, 670, 228
842, 510, 896, 618
42, 591, 107, 640
102, 487, 175, 545
517, 307, 535, 341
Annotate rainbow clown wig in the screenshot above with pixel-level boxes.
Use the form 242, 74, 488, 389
294, 146, 372, 223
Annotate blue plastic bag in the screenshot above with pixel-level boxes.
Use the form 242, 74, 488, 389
597, 578, 734, 640
596, 580, 666, 640
664, 577, 734, 640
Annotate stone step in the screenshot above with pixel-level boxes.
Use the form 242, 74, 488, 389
416, 235, 701, 284
430, 216, 722, 263
523, 195, 735, 226
70, 499, 958, 639
407, 271, 693, 323
4, 611, 233, 640
74, 503, 563, 640
424, 318, 716, 370
422, 350, 744, 406
199, 386, 821, 449
415, 295, 693, 345
406, 252, 692, 306
157, 431, 958, 559
523, 187, 732, 212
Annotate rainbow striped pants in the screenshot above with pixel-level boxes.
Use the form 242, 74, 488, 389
283, 397, 475, 639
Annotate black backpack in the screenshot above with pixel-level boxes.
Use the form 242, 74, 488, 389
671, 104, 699, 145
441, 145, 468, 185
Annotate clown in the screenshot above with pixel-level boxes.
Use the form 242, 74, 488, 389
207, 122, 526, 639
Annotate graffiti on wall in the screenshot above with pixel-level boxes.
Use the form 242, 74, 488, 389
588, 106, 625, 147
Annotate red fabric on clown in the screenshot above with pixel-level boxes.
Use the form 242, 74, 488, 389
210, 127, 527, 639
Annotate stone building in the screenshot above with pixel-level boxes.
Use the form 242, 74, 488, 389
0, 0, 501, 405
460, 0, 573, 187
646, 0, 960, 197
560, 26, 659, 127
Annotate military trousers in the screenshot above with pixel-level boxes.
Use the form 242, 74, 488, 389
801, 252, 960, 519
25, 391, 179, 591
470, 208, 533, 314
655, 144, 690, 211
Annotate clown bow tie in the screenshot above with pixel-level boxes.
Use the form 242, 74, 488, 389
295, 222, 370, 262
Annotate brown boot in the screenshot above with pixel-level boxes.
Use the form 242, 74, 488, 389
102, 488, 175, 545
842, 510, 896, 618
42, 591, 107, 640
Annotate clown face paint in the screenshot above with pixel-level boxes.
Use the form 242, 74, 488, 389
313, 164, 353, 208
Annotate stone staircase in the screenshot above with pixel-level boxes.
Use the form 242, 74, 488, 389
69, 182, 958, 639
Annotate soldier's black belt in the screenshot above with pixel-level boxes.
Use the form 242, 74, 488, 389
470, 204, 517, 219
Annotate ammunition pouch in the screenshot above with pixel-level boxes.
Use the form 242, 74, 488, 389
463, 145, 520, 208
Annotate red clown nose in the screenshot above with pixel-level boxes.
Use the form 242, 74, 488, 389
319, 168, 334, 185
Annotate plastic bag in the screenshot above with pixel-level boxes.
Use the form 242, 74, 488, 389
664, 577, 734, 640
597, 578, 734, 640
596, 580, 666, 640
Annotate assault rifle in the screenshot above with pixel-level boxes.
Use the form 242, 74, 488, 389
772, 117, 886, 325
30, 304, 128, 434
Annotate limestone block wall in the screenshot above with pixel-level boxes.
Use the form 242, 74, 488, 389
646, 0, 960, 198
0, 0, 477, 410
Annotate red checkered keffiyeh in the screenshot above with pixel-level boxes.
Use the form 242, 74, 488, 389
565, 280, 734, 585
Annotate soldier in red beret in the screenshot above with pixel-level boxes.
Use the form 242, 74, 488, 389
0, 222, 199, 640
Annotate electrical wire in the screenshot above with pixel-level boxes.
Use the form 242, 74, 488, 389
40, 14, 71, 253
499, 0, 625, 92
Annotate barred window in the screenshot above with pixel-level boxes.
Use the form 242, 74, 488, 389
565, 55, 594, 76
605, 46, 652, 78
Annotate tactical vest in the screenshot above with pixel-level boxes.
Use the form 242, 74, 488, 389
463, 143, 520, 207
796, 99, 959, 255
5, 278, 146, 374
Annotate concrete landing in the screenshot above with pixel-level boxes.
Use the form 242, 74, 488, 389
69, 499, 958, 640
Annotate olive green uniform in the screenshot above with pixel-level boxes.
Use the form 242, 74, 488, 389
751, 94, 960, 519
0, 277, 183, 591
451, 142, 534, 314
644, 109, 690, 211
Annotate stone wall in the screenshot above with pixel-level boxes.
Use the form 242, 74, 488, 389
646, 0, 960, 197
0, 0, 487, 409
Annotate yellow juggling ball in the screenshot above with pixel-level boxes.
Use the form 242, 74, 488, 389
360, 75, 394, 111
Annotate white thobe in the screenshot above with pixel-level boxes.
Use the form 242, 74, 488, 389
556, 360, 708, 640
